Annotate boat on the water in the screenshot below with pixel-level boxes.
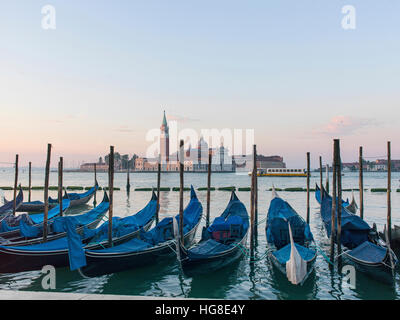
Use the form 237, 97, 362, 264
10, 182, 99, 213
0, 199, 71, 240
0, 187, 23, 217
0, 191, 158, 273
266, 187, 317, 285
249, 168, 307, 177
0, 192, 110, 247
78, 186, 203, 277
178, 191, 249, 275
318, 185, 397, 284
315, 185, 358, 214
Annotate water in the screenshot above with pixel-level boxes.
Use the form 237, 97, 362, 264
0, 168, 400, 299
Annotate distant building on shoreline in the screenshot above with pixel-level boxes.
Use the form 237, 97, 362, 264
80, 157, 108, 172
79, 111, 288, 172
134, 112, 236, 172
328, 159, 400, 172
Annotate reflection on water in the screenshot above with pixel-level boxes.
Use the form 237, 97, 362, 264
0, 170, 400, 299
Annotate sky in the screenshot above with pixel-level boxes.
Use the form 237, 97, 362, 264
0, 0, 399, 168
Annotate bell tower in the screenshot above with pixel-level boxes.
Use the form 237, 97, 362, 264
160, 110, 169, 164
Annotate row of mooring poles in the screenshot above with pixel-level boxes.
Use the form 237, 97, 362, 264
319, 140, 394, 268
356, 142, 391, 244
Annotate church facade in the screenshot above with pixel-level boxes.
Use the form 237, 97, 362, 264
134, 111, 235, 172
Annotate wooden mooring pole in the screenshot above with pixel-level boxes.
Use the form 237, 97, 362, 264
254, 145, 258, 240
329, 142, 337, 267
306, 152, 310, 224
126, 162, 130, 193
206, 148, 212, 228
359, 146, 364, 219
28, 162, 32, 202
156, 162, 161, 224
319, 156, 323, 199
43, 144, 51, 242
250, 144, 256, 257
12, 154, 18, 216
387, 141, 391, 243
179, 140, 184, 246
325, 164, 330, 194
335, 140, 342, 266
58, 157, 63, 217
93, 163, 97, 207
108, 146, 114, 247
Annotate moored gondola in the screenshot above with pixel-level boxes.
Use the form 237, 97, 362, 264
0, 191, 158, 273
178, 191, 249, 275
12, 182, 99, 213
0, 187, 23, 217
0, 192, 110, 247
318, 185, 397, 284
49, 182, 98, 207
78, 186, 203, 277
0, 199, 70, 240
266, 187, 317, 285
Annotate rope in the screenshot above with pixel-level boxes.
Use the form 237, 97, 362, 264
309, 244, 335, 266
237, 243, 269, 262
254, 216, 267, 226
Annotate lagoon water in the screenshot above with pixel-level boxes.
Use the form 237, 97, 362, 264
0, 167, 400, 300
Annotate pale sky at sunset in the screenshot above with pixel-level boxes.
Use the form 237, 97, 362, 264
1, 1, 399, 168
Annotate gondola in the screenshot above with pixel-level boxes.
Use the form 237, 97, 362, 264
0, 199, 71, 240
12, 182, 99, 213
266, 187, 317, 285
78, 186, 203, 277
315, 185, 357, 213
49, 182, 98, 207
0, 191, 158, 273
178, 191, 249, 275
0, 187, 23, 216
318, 185, 397, 284
0, 192, 110, 247
315, 184, 349, 206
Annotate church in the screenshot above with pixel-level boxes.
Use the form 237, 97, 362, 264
134, 111, 234, 172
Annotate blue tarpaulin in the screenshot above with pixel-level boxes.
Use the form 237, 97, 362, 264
272, 243, 317, 264
185, 191, 248, 259
266, 197, 313, 249
320, 188, 370, 249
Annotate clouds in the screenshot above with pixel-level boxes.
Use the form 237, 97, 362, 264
312, 116, 381, 136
